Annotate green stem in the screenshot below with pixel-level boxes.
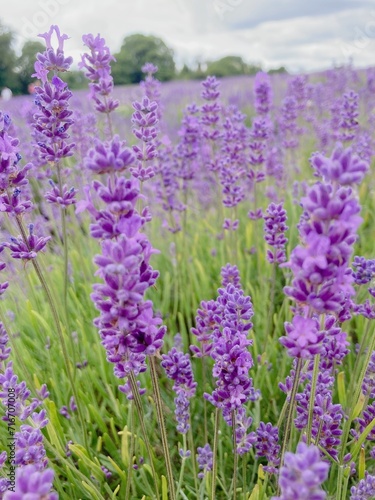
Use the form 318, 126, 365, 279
128, 371, 160, 499
307, 354, 320, 445
232, 410, 238, 500
263, 261, 277, 352
15, 215, 90, 455
242, 455, 247, 500
341, 468, 350, 500
345, 320, 370, 414
188, 425, 199, 494
149, 356, 176, 500
336, 465, 344, 500
125, 400, 135, 500
339, 321, 375, 464
211, 408, 220, 500
278, 358, 303, 474
202, 357, 208, 443
176, 434, 188, 499
56, 162, 69, 320
259, 472, 269, 500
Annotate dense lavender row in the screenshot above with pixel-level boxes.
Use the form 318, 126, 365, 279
0, 24, 374, 499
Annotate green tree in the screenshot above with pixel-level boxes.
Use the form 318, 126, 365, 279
17, 40, 45, 94
206, 56, 261, 77
268, 66, 288, 74
0, 22, 20, 93
112, 34, 175, 85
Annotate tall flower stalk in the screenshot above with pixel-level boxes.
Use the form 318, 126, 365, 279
32, 25, 76, 320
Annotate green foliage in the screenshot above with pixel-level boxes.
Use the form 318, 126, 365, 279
268, 66, 288, 74
0, 22, 20, 93
206, 56, 261, 78
112, 34, 176, 85
64, 70, 88, 90
16, 40, 45, 94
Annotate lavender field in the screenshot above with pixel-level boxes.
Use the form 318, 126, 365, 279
1, 25, 375, 499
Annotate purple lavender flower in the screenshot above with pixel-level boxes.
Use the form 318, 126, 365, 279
85, 135, 135, 175
351, 472, 375, 499
255, 422, 280, 473
339, 90, 359, 143
4, 464, 57, 500
0, 113, 33, 218
263, 202, 288, 264
283, 174, 362, 314
87, 175, 166, 394
220, 264, 241, 289
200, 76, 222, 144
45, 180, 76, 206
254, 72, 273, 115
80, 33, 119, 114
310, 144, 368, 186
34, 25, 73, 79
131, 97, 159, 181
352, 256, 375, 285
140, 63, 162, 119
190, 299, 221, 357
204, 285, 255, 415
279, 96, 300, 150
272, 442, 329, 500
4, 224, 50, 261
161, 347, 197, 434
196, 444, 213, 479
280, 316, 324, 359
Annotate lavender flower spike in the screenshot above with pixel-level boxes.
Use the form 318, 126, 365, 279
272, 442, 329, 500
4, 464, 58, 500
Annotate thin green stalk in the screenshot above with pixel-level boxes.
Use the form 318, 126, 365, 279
15, 215, 90, 455
149, 356, 176, 500
129, 372, 160, 499
259, 472, 269, 500
187, 425, 199, 494
336, 465, 344, 500
232, 410, 238, 500
263, 261, 277, 352
55, 162, 78, 375
339, 321, 375, 464
345, 319, 370, 414
176, 434, 188, 499
56, 161, 69, 319
307, 353, 320, 445
242, 455, 247, 500
340, 469, 350, 500
202, 357, 208, 443
278, 358, 303, 474
125, 401, 135, 500
211, 408, 220, 500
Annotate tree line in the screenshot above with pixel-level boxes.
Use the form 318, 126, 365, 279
0, 22, 287, 95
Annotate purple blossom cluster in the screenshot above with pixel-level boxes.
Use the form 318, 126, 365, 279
161, 347, 197, 434
196, 444, 213, 479
4, 465, 57, 500
130, 97, 159, 181
253, 72, 273, 116
283, 145, 367, 314
339, 90, 359, 143
79, 33, 119, 115
263, 202, 288, 264
272, 442, 329, 500
351, 472, 375, 499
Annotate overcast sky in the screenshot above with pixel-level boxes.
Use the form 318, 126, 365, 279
2, 0, 375, 73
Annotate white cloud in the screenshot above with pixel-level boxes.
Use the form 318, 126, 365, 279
1, 0, 374, 73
